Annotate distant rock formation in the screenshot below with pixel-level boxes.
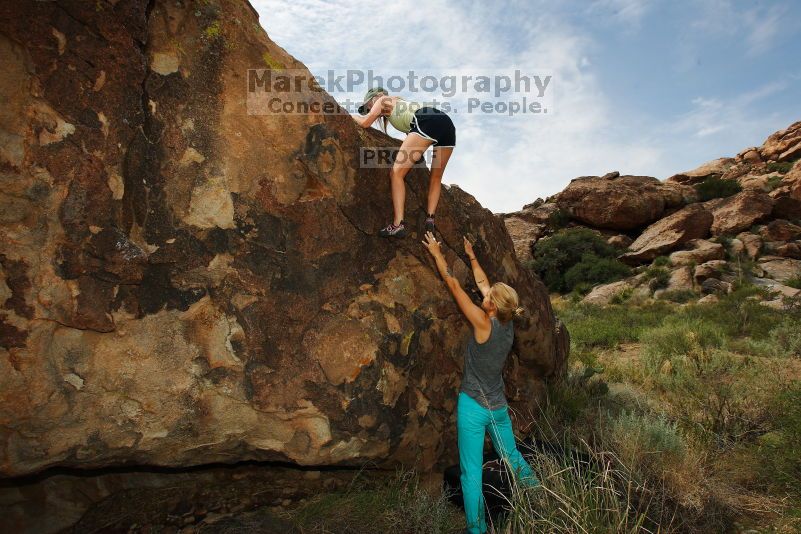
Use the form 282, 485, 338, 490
504, 121, 801, 307
0, 0, 568, 478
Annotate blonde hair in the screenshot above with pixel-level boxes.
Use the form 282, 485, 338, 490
489, 282, 525, 323
369, 90, 390, 134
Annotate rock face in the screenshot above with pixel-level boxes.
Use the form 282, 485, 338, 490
0, 0, 567, 477
668, 239, 725, 266
761, 121, 801, 162
582, 280, 631, 306
503, 216, 544, 264
760, 220, 801, 242
758, 257, 801, 283
667, 157, 736, 185
707, 190, 775, 236
555, 175, 693, 231
620, 204, 713, 263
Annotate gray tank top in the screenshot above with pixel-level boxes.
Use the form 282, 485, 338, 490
460, 316, 514, 410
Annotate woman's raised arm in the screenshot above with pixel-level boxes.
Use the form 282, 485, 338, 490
464, 237, 491, 297
422, 232, 489, 333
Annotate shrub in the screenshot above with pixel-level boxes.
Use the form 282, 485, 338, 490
786, 276, 801, 290
759, 381, 801, 495
643, 266, 670, 290
644, 327, 780, 444
610, 287, 634, 305
569, 282, 594, 300
641, 319, 725, 374
531, 228, 622, 293
767, 317, 801, 357
563, 254, 631, 292
765, 174, 784, 191
658, 289, 697, 303
652, 256, 672, 267
606, 411, 685, 465
557, 301, 673, 350
287, 468, 462, 533
548, 208, 571, 229
766, 161, 794, 174
694, 176, 742, 201
502, 443, 663, 534
680, 285, 780, 340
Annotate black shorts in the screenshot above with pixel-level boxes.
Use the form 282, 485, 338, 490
409, 107, 455, 147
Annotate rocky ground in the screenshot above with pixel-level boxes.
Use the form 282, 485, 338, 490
503, 120, 801, 308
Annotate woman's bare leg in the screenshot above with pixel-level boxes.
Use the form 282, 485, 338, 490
427, 146, 454, 216
390, 133, 434, 225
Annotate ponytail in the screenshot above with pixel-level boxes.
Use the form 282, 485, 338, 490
490, 283, 524, 323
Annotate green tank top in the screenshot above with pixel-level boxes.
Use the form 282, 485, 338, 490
387, 98, 423, 133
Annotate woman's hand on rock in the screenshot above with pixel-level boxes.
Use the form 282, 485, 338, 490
422, 231, 443, 257
463, 236, 475, 258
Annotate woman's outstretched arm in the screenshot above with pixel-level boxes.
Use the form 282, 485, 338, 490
422, 232, 490, 333
464, 237, 491, 297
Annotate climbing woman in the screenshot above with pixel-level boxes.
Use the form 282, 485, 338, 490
353, 87, 455, 238
421, 232, 540, 534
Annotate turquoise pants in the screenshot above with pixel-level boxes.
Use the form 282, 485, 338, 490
457, 391, 540, 534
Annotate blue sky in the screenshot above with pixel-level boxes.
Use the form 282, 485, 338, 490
251, 0, 801, 213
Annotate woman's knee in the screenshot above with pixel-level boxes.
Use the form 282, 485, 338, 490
390, 165, 408, 182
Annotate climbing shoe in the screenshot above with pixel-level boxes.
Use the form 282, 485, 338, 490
424, 214, 436, 233
379, 220, 408, 238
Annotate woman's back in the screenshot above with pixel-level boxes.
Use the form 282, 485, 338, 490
460, 316, 514, 411
387, 97, 423, 133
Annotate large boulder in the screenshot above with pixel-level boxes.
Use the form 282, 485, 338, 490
759, 220, 801, 242
620, 204, 713, 263
503, 216, 546, 264
736, 232, 763, 259
0, 0, 567, 477
758, 257, 801, 283
770, 242, 801, 260
665, 266, 694, 292
582, 280, 632, 306
706, 190, 775, 236
668, 239, 725, 266
667, 157, 736, 185
760, 121, 801, 162
694, 260, 729, 284
555, 175, 694, 231
769, 163, 801, 219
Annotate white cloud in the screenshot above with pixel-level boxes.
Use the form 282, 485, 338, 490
587, 0, 651, 29
250, 0, 796, 212
689, 0, 787, 57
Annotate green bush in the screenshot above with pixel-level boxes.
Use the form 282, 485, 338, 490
766, 317, 801, 357
787, 276, 801, 290
531, 228, 623, 293
694, 176, 742, 201
658, 289, 696, 303
556, 301, 673, 350
548, 208, 571, 229
643, 325, 778, 443
610, 287, 634, 305
641, 318, 725, 374
503, 443, 661, 533
605, 411, 686, 469
759, 381, 801, 495
652, 256, 672, 268
765, 174, 784, 191
644, 266, 670, 290
563, 254, 631, 292
766, 161, 794, 174
287, 468, 462, 533
680, 285, 780, 340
